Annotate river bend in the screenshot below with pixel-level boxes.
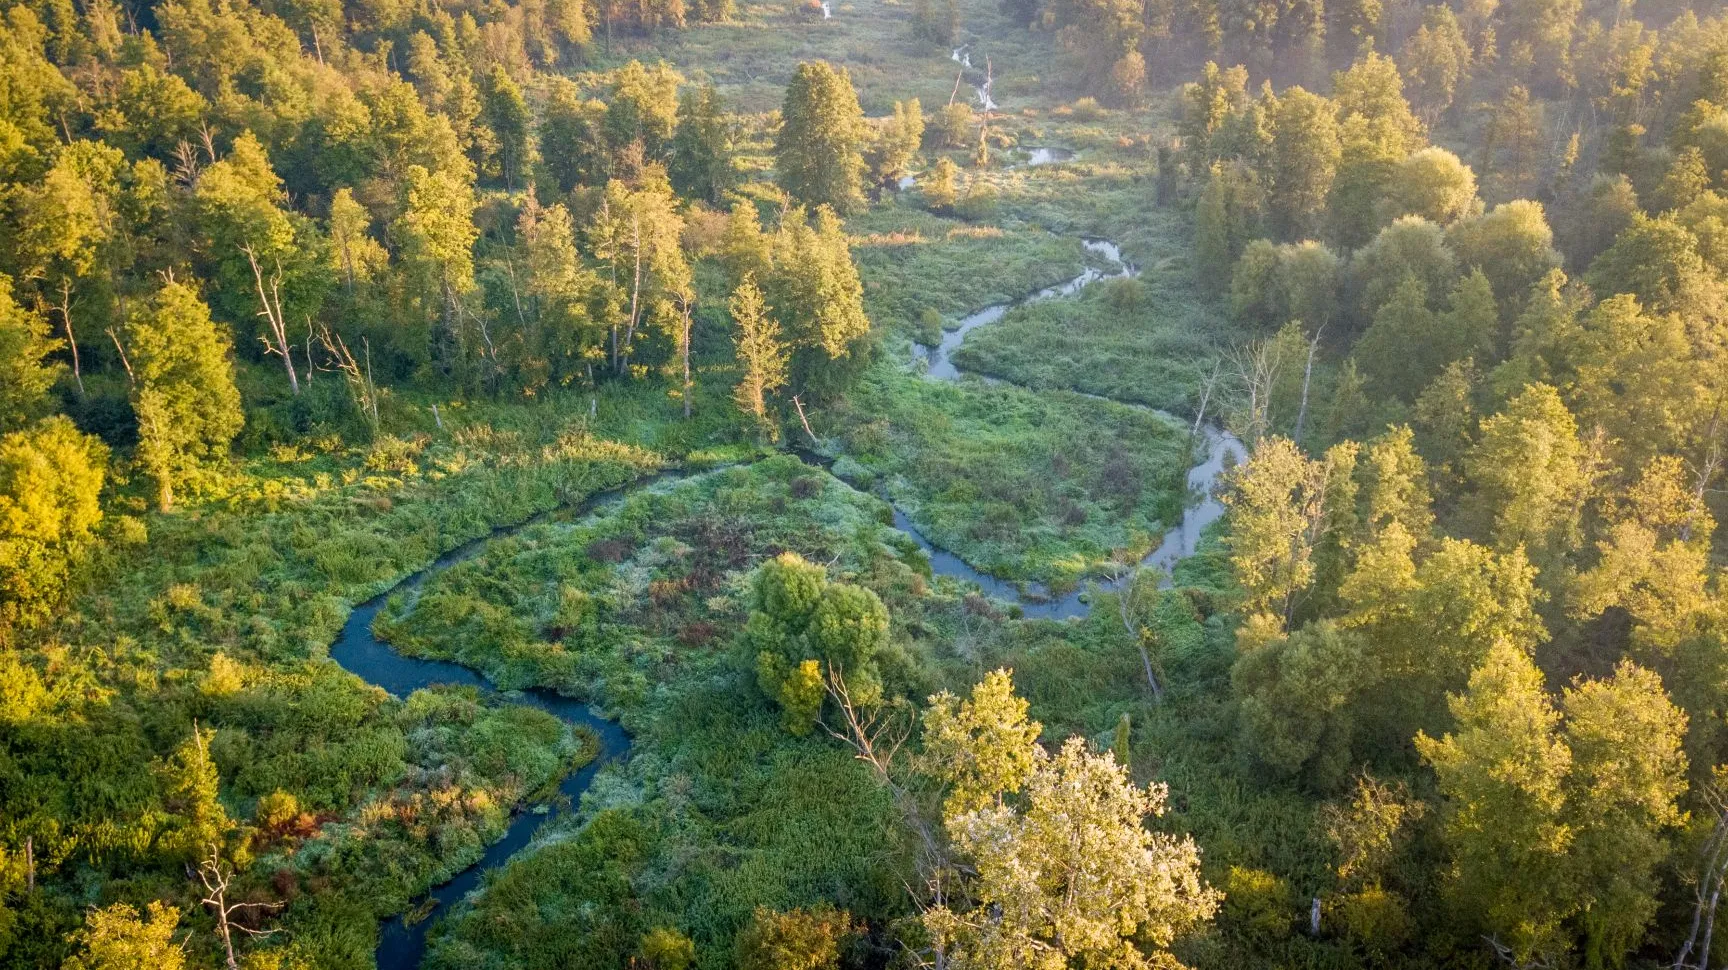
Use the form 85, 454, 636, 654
328, 236, 1240, 968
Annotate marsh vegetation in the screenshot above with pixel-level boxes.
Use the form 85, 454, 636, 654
7, 0, 1728, 967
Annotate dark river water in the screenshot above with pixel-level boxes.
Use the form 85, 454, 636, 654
327, 237, 1241, 969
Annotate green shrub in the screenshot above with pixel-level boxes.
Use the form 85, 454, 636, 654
1223, 866, 1295, 941
1327, 886, 1412, 954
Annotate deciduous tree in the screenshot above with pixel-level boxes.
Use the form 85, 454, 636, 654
775, 61, 867, 214
920, 668, 1042, 815
126, 280, 243, 510
0, 277, 62, 433
1266, 87, 1341, 240
924, 737, 1220, 970
0, 416, 106, 630
1416, 638, 1572, 965
670, 82, 733, 203
1466, 382, 1589, 567
61, 902, 183, 970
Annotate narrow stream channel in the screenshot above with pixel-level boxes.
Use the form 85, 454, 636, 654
920, 238, 1134, 381
910, 236, 1248, 608
328, 235, 1243, 969
328, 486, 648, 970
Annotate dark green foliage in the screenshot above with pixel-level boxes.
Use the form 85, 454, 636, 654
481, 67, 532, 190
670, 84, 734, 203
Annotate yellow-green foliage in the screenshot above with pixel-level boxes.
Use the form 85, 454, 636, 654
0, 416, 107, 629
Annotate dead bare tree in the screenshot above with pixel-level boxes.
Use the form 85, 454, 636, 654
1484, 935, 1558, 970
1191, 359, 1224, 438
53, 276, 84, 395
1106, 559, 1164, 701
821, 661, 912, 783
819, 661, 950, 904
243, 244, 299, 395
1292, 324, 1323, 446
105, 327, 134, 385
1227, 337, 1286, 444
1675, 778, 1728, 970
675, 290, 696, 419
170, 140, 203, 187
1688, 388, 1727, 543
303, 318, 316, 387
793, 394, 819, 445
193, 844, 279, 970
313, 322, 380, 433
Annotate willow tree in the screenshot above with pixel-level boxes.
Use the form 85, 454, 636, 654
775, 61, 867, 215
745, 552, 890, 736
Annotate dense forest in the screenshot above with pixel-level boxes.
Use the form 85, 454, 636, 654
6, 0, 1728, 963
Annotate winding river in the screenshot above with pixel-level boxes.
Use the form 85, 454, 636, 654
328, 485, 651, 970
328, 235, 1243, 967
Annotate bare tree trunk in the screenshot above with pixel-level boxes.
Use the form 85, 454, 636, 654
313, 324, 381, 434
1688, 388, 1726, 543
106, 327, 134, 385
304, 318, 316, 387
793, 395, 818, 445
472, 306, 498, 384
680, 297, 694, 419
1192, 360, 1221, 438
1676, 782, 1728, 970
364, 339, 378, 427
620, 218, 644, 376
1116, 566, 1162, 701
244, 245, 300, 395
195, 845, 279, 970
338, 233, 355, 295
57, 279, 84, 396
1134, 635, 1162, 700
502, 254, 530, 330
1293, 325, 1322, 446
819, 664, 946, 872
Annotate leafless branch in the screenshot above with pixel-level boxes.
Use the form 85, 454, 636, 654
193, 844, 280, 970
